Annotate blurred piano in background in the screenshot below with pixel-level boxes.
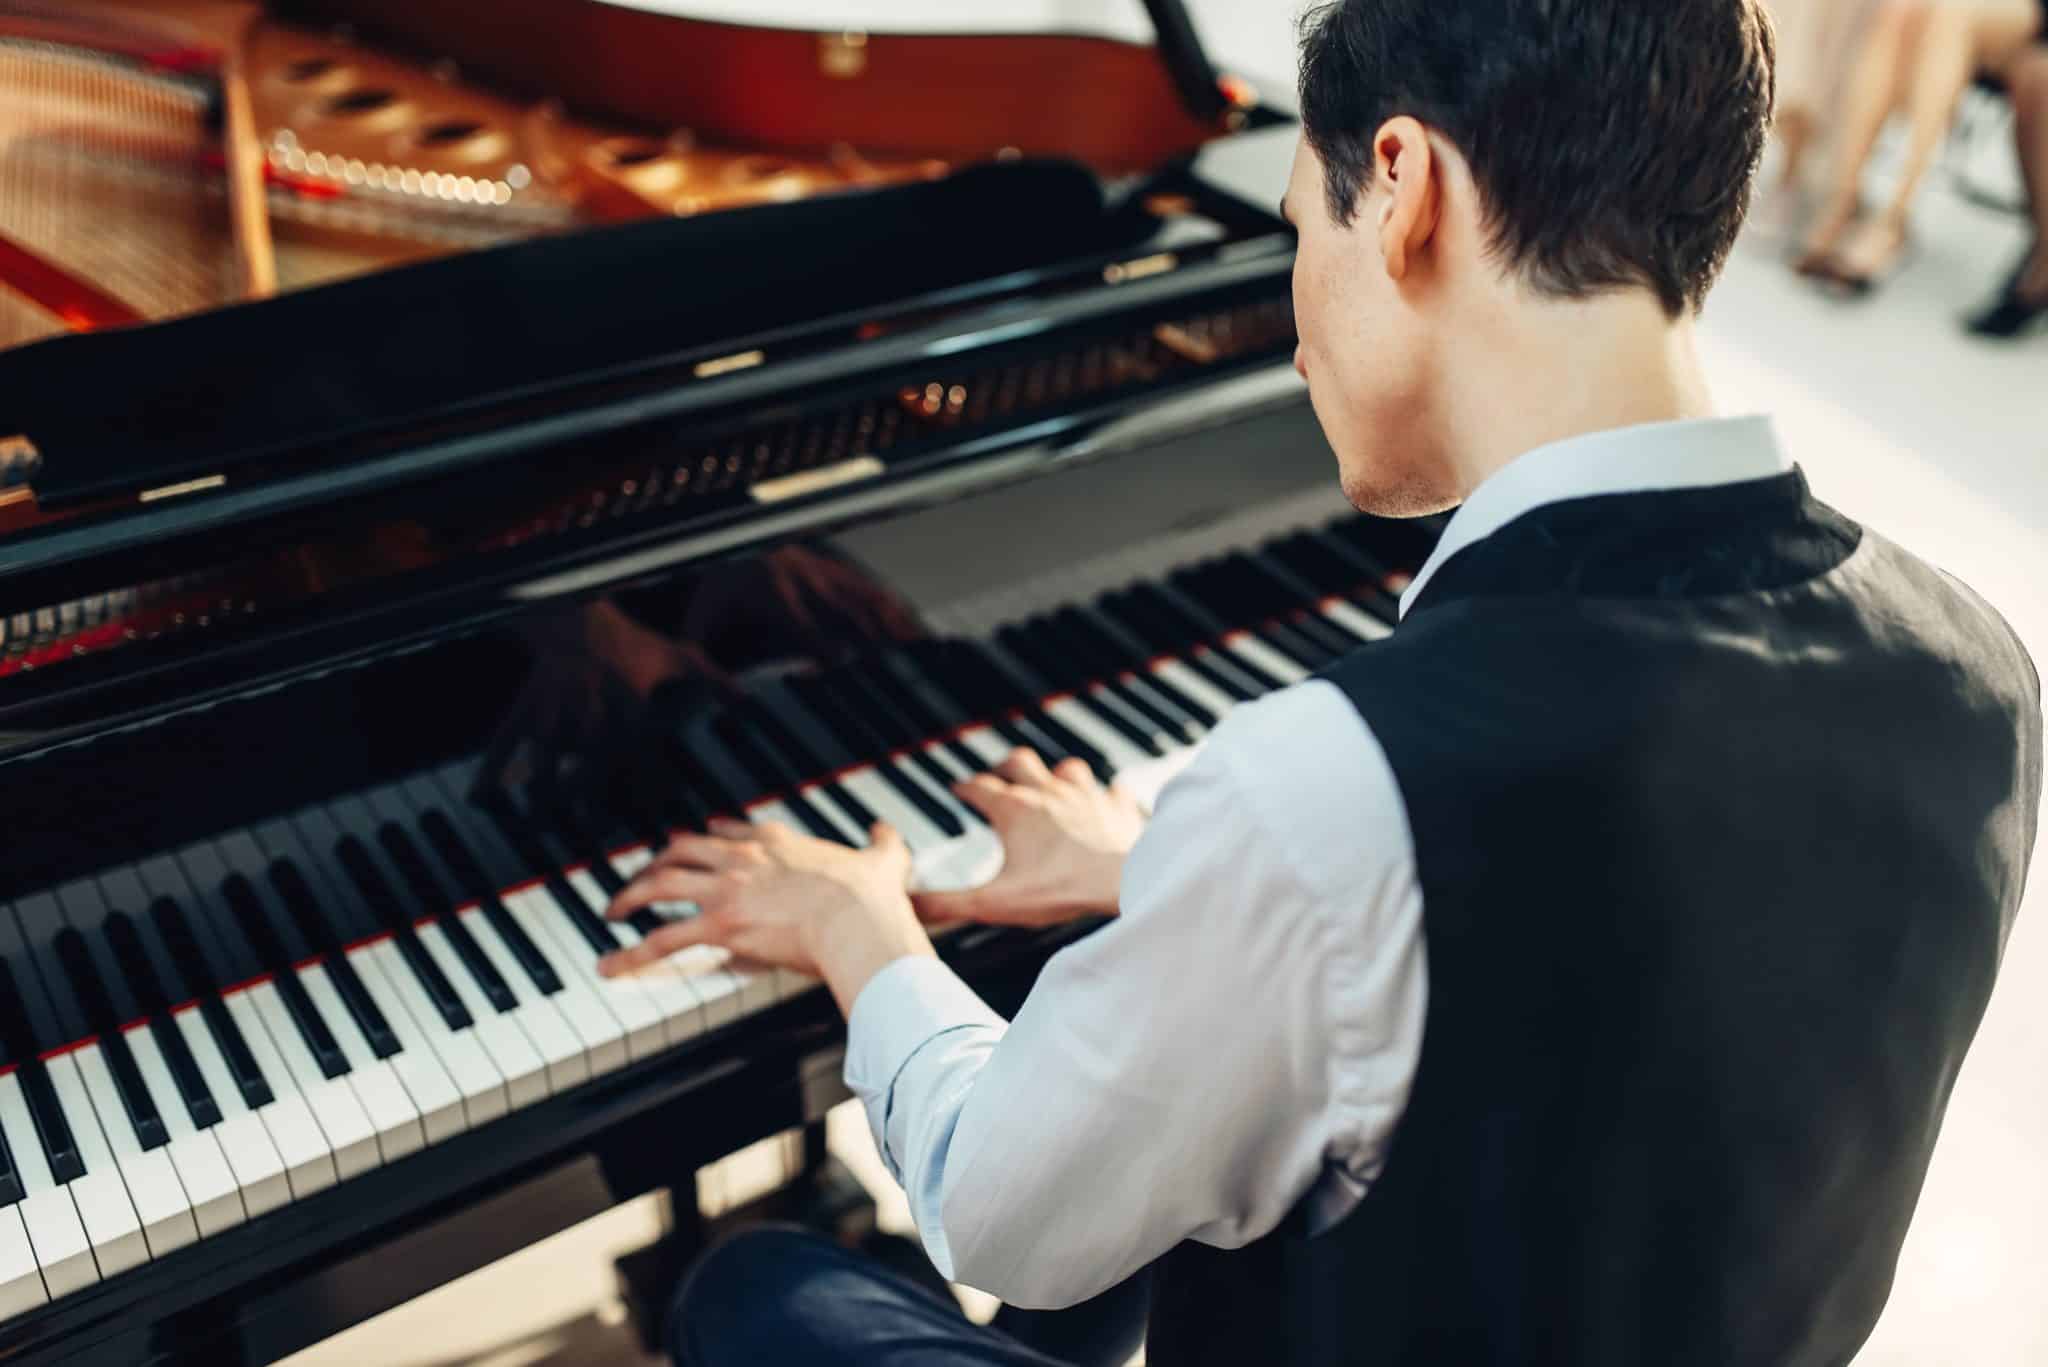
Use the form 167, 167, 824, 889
0, 3, 1442, 1362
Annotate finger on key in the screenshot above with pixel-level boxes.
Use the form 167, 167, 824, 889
598, 920, 720, 979
607, 869, 720, 923
995, 749, 1054, 786
645, 832, 754, 876
1054, 758, 1096, 787
952, 775, 1033, 820
707, 818, 766, 841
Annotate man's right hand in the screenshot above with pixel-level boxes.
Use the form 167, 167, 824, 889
912, 749, 1146, 929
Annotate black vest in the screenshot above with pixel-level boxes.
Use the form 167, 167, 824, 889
1148, 471, 2041, 1367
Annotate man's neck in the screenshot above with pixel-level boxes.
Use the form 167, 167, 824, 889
1439, 293, 1716, 501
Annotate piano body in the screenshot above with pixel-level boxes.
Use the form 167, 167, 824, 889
0, 4, 1442, 1362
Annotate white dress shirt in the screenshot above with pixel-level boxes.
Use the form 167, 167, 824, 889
844, 415, 1795, 1310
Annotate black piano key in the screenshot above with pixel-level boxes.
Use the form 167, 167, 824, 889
377, 825, 519, 1014
1038, 609, 1206, 737
997, 623, 1169, 758
649, 746, 718, 832
1329, 512, 1441, 577
268, 860, 402, 1059
1035, 611, 1207, 742
1133, 582, 1289, 691
792, 676, 970, 836
1303, 526, 1406, 599
1187, 565, 1335, 671
534, 789, 630, 897
220, 875, 351, 1080
103, 912, 221, 1130
741, 695, 880, 831
1060, 608, 1223, 727
478, 798, 622, 957
1231, 553, 1363, 654
53, 929, 169, 1151
0, 913, 86, 1187
417, 810, 564, 997
889, 645, 1037, 759
1097, 590, 1263, 704
0, 951, 83, 1186
1265, 537, 1399, 633
709, 713, 855, 846
0, 1101, 19, 1206
145, 894, 273, 1110
935, 642, 1114, 783
1177, 563, 1336, 670
333, 835, 474, 1031
841, 661, 987, 781
659, 731, 751, 818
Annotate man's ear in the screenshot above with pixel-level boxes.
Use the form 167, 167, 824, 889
1371, 117, 1440, 283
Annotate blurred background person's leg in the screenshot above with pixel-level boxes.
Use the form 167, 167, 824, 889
1967, 34, 2048, 332
1800, 0, 2045, 290
1764, 0, 1876, 236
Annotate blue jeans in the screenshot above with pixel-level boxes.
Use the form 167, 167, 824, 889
668, 1225, 1151, 1367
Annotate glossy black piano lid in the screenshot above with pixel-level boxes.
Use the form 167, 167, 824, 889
0, 203, 1296, 751
7, 160, 1156, 510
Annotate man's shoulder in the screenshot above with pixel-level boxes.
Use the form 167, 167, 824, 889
1178, 680, 1415, 895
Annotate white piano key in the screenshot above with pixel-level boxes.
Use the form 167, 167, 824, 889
45, 1054, 149, 1277
957, 725, 1016, 768
0, 1206, 46, 1318
456, 907, 588, 1093
838, 766, 1005, 893
412, 924, 549, 1110
209, 1109, 291, 1221
337, 946, 468, 1145
243, 984, 380, 1181
1317, 597, 1393, 642
296, 965, 424, 1163
505, 888, 665, 1063
69, 1044, 193, 1260
491, 893, 629, 1077
1220, 631, 1312, 686
0, 1073, 93, 1298
1152, 658, 1245, 722
220, 994, 336, 1198
125, 1026, 242, 1237
1042, 696, 1162, 775
362, 941, 505, 1131
757, 794, 866, 847
564, 870, 706, 1046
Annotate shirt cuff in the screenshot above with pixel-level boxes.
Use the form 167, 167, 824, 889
846, 956, 1003, 1096
844, 956, 1005, 1171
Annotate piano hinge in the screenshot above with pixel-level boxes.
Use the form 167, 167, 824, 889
749, 455, 884, 505
0, 434, 38, 489
138, 474, 227, 503
693, 349, 766, 380
1103, 252, 1179, 286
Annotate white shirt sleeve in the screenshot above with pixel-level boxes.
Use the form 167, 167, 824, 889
843, 680, 1429, 1310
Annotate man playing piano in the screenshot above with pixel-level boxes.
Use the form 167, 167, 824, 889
598, 2, 2042, 1364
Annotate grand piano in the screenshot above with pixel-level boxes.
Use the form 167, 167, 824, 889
0, 3, 1441, 1361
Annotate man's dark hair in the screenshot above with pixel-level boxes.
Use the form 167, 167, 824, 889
1298, 0, 1776, 316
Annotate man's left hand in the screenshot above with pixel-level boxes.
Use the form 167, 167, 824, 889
596, 818, 936, 1015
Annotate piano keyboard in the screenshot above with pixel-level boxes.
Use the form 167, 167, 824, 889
0, 510, 1421, 1319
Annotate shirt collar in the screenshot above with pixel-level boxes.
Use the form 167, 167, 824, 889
1397, 415, 1792, 618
